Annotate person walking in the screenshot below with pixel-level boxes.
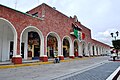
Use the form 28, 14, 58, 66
54, 52, 60, 63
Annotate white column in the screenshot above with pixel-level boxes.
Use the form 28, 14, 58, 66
99, 47, 101, 55
58, 40, 62, 56
94, 46, 97, 55
13, 31, 18, 57
90, 45, 93, 56
40, 37, 45, 57
98, 47, 100, 55
0, 25, 2, 61
24, 32, 28, 59
78, 42, 80, 56
78, 42, 82, 56
1, 26, 8, 61
69, 42, 74, 57
103, 48, 105, 55
101, 47, 103, 55
85, 44, 89, 56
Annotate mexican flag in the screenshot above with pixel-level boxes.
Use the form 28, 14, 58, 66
82, 33, 85, 40
74, 29, 78, 38
74, 29, 85, 40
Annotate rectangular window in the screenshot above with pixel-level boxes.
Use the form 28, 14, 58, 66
32, 12, 38, 17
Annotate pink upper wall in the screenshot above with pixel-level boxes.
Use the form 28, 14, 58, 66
0, 3, 110, 50
27, 3, 92, 41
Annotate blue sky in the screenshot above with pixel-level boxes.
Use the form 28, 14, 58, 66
0, 0, 120, 46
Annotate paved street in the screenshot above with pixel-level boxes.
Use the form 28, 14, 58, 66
0, 56, 119, 80
59, 62, 120, 80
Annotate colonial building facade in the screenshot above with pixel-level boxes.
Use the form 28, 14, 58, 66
0, 3, 110, 64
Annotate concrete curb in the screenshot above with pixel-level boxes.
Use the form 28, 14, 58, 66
0, 61, 52, 69
0, 57, 92, 69
106, 66, 120, 80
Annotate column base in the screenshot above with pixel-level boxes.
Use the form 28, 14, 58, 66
40, 56, 48, 62
85, 55, 89, 57
12, 57, 22, 64
69, 56, 75, 59
98, 55, 101, 56
94, 55, 98, 57
85, 54, 90, 57
90, 55, 94, 57
74, 52, 78, 57
59, 56, 64, 60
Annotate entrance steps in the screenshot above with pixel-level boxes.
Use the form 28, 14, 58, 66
0, 59, 40, 65
0, 61, 11, 65
22, 59, 39, 63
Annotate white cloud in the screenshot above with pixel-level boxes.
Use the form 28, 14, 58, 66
0, 0, 120, 46
93, 29, 120, 46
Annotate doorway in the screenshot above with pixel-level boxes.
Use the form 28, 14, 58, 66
63, 38, 70, 57
28, 32, 40, 60
21, 43, 24, 58
34, 45, 40, 59
9, 41, 13, 59
47, 35, 58, 58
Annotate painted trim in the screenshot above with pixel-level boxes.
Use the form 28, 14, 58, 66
46, 31, 61, 56
62, 35, 73, 57
20, 26, 44, 59
88, 42, 92, 56
81, 41, 87, 56
73, 39, 80, 57
0, 18, 17, 57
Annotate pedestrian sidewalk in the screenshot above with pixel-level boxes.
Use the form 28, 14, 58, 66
0, 57, 91, 69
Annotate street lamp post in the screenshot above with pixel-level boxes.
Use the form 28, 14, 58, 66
111, 31, 119, 40
110, 31, 119, 61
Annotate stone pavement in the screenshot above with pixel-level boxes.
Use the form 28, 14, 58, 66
57, 62, 120, 80
0, 56, 119, 80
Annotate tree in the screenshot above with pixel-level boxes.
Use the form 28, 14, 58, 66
112, 39, 120, 50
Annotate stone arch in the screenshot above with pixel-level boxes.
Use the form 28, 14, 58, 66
46, 32, 61, 58
99, 46, 102, 55
0, 18, 17, 61
88, 42, 92, 56
73, 39, 80, 57
20, 26, 44, 59
98, 46, 101, 55
62, 36, 73, 58
94, 45, 97, 55
79, 42, 83, 57
102, 46, 105, 55
82, 41, 87, 56
96, 45, 99, 55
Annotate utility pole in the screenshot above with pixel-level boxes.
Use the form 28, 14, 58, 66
15, 0, 17, 9
38, 0, 39, 5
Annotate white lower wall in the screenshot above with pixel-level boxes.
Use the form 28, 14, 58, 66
0, 24, 3, 61
22, 30, 28, 59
